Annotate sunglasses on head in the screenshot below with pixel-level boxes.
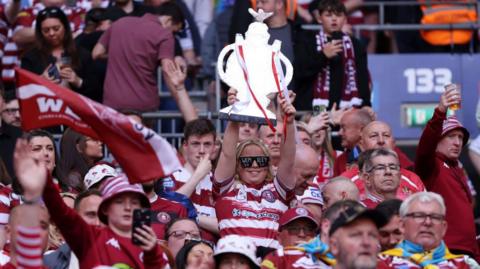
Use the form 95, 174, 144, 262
238, 156, 270, 168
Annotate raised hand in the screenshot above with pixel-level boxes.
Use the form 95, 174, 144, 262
279, 96, 296, 124
227, 88, 238, 105
439, 86, 461, 113
193, 154, 212, 179
330, 102, 348, 125
322, 40, 343, 59
163, 59, 187, 89
308, 111, 329, 133
133, 225, 157, 252
13, 139, 47, 200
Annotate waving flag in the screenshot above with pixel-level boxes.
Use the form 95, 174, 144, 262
15, 68, 182, 183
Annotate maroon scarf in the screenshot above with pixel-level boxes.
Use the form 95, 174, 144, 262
313, 30, 362, 109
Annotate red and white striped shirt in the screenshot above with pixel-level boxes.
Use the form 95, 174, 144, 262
0, 185, 22, 226
170, 168, 216, 218
214, 177, 294, 249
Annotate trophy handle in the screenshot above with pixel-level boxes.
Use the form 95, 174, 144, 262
279, 53, 293, 85
216, 44, 235, 85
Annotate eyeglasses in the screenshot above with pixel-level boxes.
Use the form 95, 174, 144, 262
2, 108, 19, 114
405, 212, 445, 224
369, 164, 400, 174
184, 238, 214, 249
238, 156, 269, 168
168, 230, 201, 240
285, 225, 316, 236
39, 8, 59, 16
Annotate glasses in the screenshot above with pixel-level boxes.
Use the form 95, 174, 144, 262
168, 230, 201, 240
285, 226, 316, 236
369, 164, 400, 174
184, 238, 214, 249
2, 108, 19, 114
405, 212, 445, 224
238, 156, 269, 168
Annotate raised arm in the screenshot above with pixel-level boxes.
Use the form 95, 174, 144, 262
162, 58, 198, 122
176, 154, 211, 197
276, 97, 296, 190
415, 89, 456, 181
14, 139, 93, 260
214, 121, 239, 182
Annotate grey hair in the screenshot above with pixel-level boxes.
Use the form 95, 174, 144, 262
362, 148, 399, 173
399, 192, 446, 218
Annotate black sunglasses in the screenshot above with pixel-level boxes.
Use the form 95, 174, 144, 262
238, 156, 270, 168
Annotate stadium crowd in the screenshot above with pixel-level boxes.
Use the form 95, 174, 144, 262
0, 0, 479, 268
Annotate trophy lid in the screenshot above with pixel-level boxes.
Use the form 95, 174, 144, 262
245, 8, 273, 45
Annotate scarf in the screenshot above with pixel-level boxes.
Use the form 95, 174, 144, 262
313, 29, 362, 109
382, 240, 463, 268
295, 236, 336, 265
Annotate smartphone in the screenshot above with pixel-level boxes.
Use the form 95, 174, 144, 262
47, 64, 61, 80
132, 208, 152, 245
313, 105, 326, 116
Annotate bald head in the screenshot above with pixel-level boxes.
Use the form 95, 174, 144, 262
339, 109, 373, 149
360, 121, 395, 151
322, 177, 360, 209
294, 144, 319, 195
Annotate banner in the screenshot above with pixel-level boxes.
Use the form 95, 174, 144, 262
16, 68, 182, 183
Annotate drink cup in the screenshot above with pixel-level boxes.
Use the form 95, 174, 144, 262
445, 84, 461, 111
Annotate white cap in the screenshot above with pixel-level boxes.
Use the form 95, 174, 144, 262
84, 164, 117, 189
298, 186, 324, 205
214, 235, 259, 266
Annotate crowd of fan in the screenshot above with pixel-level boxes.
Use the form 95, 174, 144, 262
0, 0, 479, 268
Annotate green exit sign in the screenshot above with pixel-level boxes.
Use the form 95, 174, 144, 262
402, 104, 454, 127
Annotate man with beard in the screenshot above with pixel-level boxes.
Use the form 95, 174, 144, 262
329, 203, 386, 269
359, 149, 402, 208
378, 192, 479, 268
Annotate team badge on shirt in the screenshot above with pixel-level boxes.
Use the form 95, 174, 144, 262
156, 212, 171, 224
262, 190, 276, 203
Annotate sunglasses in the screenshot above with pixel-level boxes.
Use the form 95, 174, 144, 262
238, 156, 270, 168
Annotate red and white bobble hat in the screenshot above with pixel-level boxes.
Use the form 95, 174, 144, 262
98, 174, 150, 224
84, 163, 118, 190
214, 235, 260, 266
442, 116, 469, 146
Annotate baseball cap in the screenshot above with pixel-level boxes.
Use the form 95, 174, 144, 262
84, 164, 117, 190
329, 203, 387, 236
298, 186, 323, 205
279, 207, 319, 229
214, 235, 260, 267
97, 174, 150, 224
441, 116, 469, 146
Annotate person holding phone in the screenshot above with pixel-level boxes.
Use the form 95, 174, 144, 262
21, 7, 98, 100
14, 139, 169, 269
293, 0, 370, 111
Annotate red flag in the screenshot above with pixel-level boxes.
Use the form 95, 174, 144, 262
15, 68, 182, 183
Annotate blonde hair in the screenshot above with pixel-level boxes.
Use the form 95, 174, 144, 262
234, 139, 273, 183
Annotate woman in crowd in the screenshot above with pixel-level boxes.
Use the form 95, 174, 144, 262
213, 96, 296, 249
175, 239, 215, 269
57, 128, 103, 192
21, 7, 96, 99
214, 235, 260, 269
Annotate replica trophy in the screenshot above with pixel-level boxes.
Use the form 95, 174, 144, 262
217, 8, 293, 124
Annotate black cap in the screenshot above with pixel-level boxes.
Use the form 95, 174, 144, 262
329, 204, 387, 236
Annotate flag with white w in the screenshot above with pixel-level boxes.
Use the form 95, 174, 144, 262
15, 68, 182, 184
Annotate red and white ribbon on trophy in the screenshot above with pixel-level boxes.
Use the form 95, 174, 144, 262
234, 42, 277, 133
